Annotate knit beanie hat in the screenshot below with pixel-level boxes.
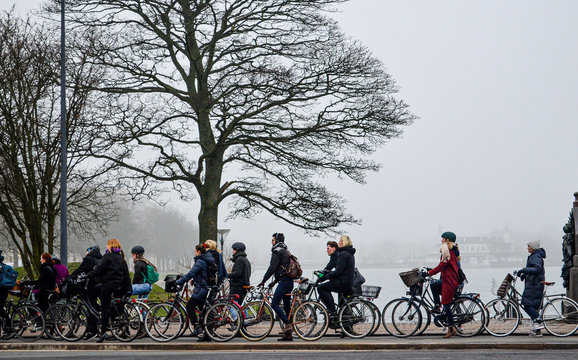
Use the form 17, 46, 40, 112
441, 231, 457, 242
527, 240, 540, 251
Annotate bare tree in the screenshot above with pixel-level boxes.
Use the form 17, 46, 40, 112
0, 11, 120, 276
56, 0, 416, 243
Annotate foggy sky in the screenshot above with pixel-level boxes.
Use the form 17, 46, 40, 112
3, 1, 577, 260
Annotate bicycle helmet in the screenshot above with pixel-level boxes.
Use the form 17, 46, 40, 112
131, 245, 145, 255
231, 242, 246, 252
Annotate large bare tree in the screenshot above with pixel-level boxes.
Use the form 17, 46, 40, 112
57, 0, 415, 243
0, 12, 119, 276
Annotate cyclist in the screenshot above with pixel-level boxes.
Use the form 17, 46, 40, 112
21, 253, 57, 314
174, 244, 214, 340
228, 242, 251, 304
70, 246, 102, 339
428, 231, 460, 339
317, 235, 356, 327
130, 245, 157, 297
257, 233, 293, 341
204, 240, 227, 285
88, 238, 132, 343
0, 251, 10, 327
430, 232, 464, 313
516, 240, 546, 337
51, 256, 70, 288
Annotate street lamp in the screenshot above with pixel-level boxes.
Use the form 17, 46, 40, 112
217, 229, 230, 252
59, 0, 68, 266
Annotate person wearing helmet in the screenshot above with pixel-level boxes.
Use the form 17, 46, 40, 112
70, 246, 103, 339
131, 245, 157, 296
228, 242, 251, 304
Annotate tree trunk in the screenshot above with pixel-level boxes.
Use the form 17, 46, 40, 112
197, 154, 224, 244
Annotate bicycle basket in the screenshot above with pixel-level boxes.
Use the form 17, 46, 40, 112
409, 283, 423, 296
164, 274, 181, 293
497, 273, 514, 298
360, 285, 381, 299
297, 281, 313, 296
399, 268, 422, 287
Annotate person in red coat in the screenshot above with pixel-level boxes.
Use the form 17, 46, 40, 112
428, 231, 460, 338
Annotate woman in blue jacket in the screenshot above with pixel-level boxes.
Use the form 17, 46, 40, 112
517, 240, 546, 337
175, 244, 215, 337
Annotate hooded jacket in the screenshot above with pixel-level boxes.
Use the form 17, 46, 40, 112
176, 252, 215, 290
228, 251, 251, 288
71, 249, 102, 278
90, 251, 131, 291
262, 242, 290, 283
520, 248, 546, 308
26, 262, 57, 293
324, 246, 356, 290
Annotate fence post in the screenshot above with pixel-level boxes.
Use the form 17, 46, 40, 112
569, 192, 578, 302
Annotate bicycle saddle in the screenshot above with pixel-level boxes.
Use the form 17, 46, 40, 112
540, 281, 555, 286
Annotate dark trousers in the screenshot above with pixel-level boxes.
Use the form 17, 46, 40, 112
0, 288, 8, 321
185, 288, 208, 326
230, 286, 248, 305
443, 304, 454, 327
86, 286, 100, 333
99, 286, 115, 333
37, 290, 50, 313
318, 281, 349, 314
271, 278, 293, 324
431, 279, 442, 306
523, 304, 540, 321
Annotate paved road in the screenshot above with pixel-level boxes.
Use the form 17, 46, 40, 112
2, 350, 577, 360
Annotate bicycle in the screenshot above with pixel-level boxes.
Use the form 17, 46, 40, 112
484, 271, 578, 337
0, 280, 45, 342
382, 268, 485, 337
144, 275, 241, 342
53, 276, 141, 342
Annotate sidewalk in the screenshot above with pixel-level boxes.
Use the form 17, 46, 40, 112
1, 334, 578, 352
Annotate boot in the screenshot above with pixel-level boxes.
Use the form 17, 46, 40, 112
277, 323, 293, 341
443, 327, 455, 339
96, 330, 108, 343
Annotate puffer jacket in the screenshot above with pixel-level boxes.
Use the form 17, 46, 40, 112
228, 251, 251, 288
90, 251, 131, 291
176, 252, 214, 289
519, 248, 546, 308
324, 246, 356, 290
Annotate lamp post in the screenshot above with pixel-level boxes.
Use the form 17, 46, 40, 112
59, 0, 68, 265
217, 229, 230, 252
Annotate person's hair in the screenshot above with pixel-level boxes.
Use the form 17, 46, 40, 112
204, 240, 217, 250
326, 241, 339, 250
340, 235, 353, 247
108, 238, 122, 251
41, 252, 52, 264
195, 244, 207, 254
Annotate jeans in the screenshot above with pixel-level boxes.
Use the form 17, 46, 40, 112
317, 281, 349, 314
431, 279, 442, 306
523, 304, 540, 322
132, 283, 152, 296
443, 304, 454, 327
271, 278, 293, 324
185, 288, 208, 326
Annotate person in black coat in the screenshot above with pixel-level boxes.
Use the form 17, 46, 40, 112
257, 233, 293, 341
87, 238, 131, 342
22, 253, 57, 313
323, 241, 339, 272
69, 246, 102, 338
318, 236, 356, 318
517, 240, 547, 336
228, 242, 251, 304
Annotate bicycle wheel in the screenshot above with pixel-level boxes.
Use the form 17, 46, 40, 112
203, 300, 242, 342
145, 303, 184, 342
367, 301, 381, 336
542, 297, 578, 337
54, 302, 89, 342
452, 297, 485, 337
483, 298, 520, 337
44, 303, 64, 340
292, 301, 329, 341
11, 305, 45, 342
414, 301, 431, 336
390, 299, 422, 337
240, 301, 274, 341
111, 302, 141, 342
338, 299, 375, 339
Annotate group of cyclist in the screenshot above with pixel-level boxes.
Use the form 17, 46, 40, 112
0, 229, 553, 341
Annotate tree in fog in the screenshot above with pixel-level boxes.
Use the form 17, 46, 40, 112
56, 0, 416, 243
0, 12, 120, 276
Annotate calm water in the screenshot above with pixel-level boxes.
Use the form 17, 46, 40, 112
250, 266, 565, 310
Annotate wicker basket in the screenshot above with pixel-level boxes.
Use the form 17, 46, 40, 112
497, 273, 514, 298
399, 268, 422, 287
360, 285, 381, 299
164, 274, 180, 293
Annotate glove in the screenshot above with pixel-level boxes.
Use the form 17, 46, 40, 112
267, 282, 275, 289
317, 272, 325, 279
516, 270, 524, 277
257, 282, 265, 288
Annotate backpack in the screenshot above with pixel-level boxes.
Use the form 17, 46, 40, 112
283, 251, 303, 279
205, 258, 219, 286
142, 264, 159, 284
0, 263, 18, 288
